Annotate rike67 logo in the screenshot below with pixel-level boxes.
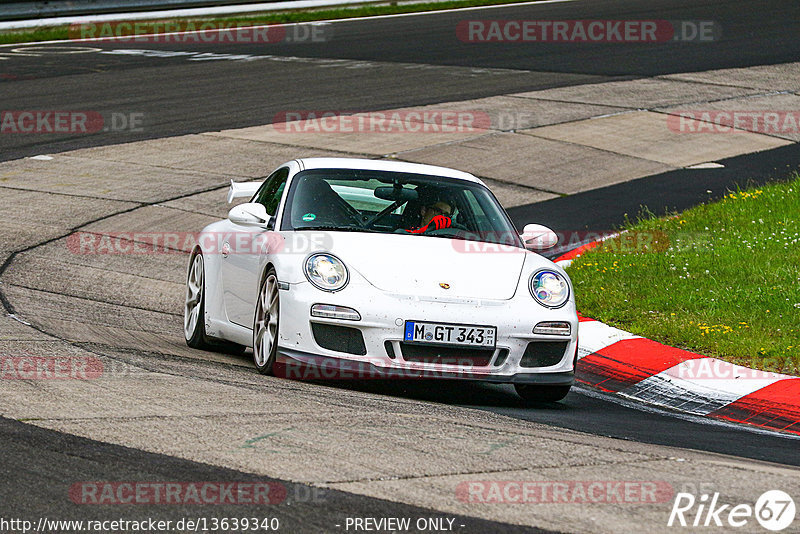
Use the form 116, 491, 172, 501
669, 490, 796, 531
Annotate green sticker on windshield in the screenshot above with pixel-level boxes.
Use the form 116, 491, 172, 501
302, 213, 316, 222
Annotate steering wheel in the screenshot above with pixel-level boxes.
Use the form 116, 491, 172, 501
425, 223, 468, 236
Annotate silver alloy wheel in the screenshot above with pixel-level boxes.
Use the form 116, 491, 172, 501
184, 253, 204, 340
254, 272, 279, 369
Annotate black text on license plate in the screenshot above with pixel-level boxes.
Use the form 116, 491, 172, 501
404, 321, 496, 348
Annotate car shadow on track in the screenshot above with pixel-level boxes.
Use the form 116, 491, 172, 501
232, 349, 575, 410
299, 378, 575, 411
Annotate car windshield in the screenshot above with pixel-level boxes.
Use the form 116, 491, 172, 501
281, 169, 523, 247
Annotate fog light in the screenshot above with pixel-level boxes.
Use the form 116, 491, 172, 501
311, 304, 361, 321
533, 321, 571, 336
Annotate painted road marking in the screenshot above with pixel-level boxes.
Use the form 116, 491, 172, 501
0, 45, 532, 78
0, 0, 579, 46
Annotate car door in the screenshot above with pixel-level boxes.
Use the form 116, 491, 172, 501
222, 167, 290, 327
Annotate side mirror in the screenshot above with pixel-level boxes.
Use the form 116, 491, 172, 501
521, 223, 558, 250
228, 202, 270, 227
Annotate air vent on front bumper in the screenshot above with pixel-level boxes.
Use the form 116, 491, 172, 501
311, 323, 367, 355
399, 343, 493, 367
520, 341, 569, 368
493, 349, 509, 367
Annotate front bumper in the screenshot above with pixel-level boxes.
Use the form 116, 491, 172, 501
276, 347, 574, 385
277, 278, 578, 383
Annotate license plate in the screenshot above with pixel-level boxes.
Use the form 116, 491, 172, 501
404, 321, 496, 348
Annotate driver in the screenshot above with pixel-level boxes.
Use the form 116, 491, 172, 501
406, 198, 453, 234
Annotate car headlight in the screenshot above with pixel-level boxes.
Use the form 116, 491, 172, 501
304, 253, 349, 292
529, 270, 570, 308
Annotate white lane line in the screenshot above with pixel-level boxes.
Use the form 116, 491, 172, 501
0, 0, 579, 48
0, 23, 330, 46
7, 313, 32, 326
319, 0, 579, 23
2, 44, 534, 75
0, 0, 376, 30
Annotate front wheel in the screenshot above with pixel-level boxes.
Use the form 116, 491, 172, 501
253, 268, 280, 375
515, 384, 571, 403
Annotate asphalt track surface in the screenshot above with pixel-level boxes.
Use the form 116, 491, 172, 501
319, 379, 800, 466
0, 417, 543, 533
510, 141, 800, 232
2, 0, 800, 530
1, 0, 799, 161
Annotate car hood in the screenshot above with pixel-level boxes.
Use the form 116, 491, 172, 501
327, 232, 531, 300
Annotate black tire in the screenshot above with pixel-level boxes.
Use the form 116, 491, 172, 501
184, 252, 246, 354
184, 252, 215, 350
515, 384, 571, 403
253, 268, 280, 375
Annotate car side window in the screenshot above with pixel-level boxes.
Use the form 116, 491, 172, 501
253, 167, 290, 216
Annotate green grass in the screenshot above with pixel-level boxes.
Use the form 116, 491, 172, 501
567, 174, 800, 375
0, 26, 69, 44
0, 0, 532, 45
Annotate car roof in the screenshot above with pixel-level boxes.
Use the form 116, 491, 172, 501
296, 157, 485, 185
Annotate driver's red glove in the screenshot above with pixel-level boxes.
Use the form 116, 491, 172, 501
406, 215, 452, 234
429, 215, 452, 230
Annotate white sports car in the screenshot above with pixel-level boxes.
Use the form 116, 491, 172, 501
184, 158, 578, 402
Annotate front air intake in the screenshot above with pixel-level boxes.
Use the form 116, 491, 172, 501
311, 323, 367, 355
399, 343, 493, 367
520, 342, 569, 368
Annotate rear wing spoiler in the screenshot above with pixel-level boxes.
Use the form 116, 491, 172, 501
227, 180, 263, 203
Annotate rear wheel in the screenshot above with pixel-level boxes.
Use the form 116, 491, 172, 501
253, 268, 280, 375
515, 384, 571, 403
184, 253, 214, 350
184, 252, 245, 354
